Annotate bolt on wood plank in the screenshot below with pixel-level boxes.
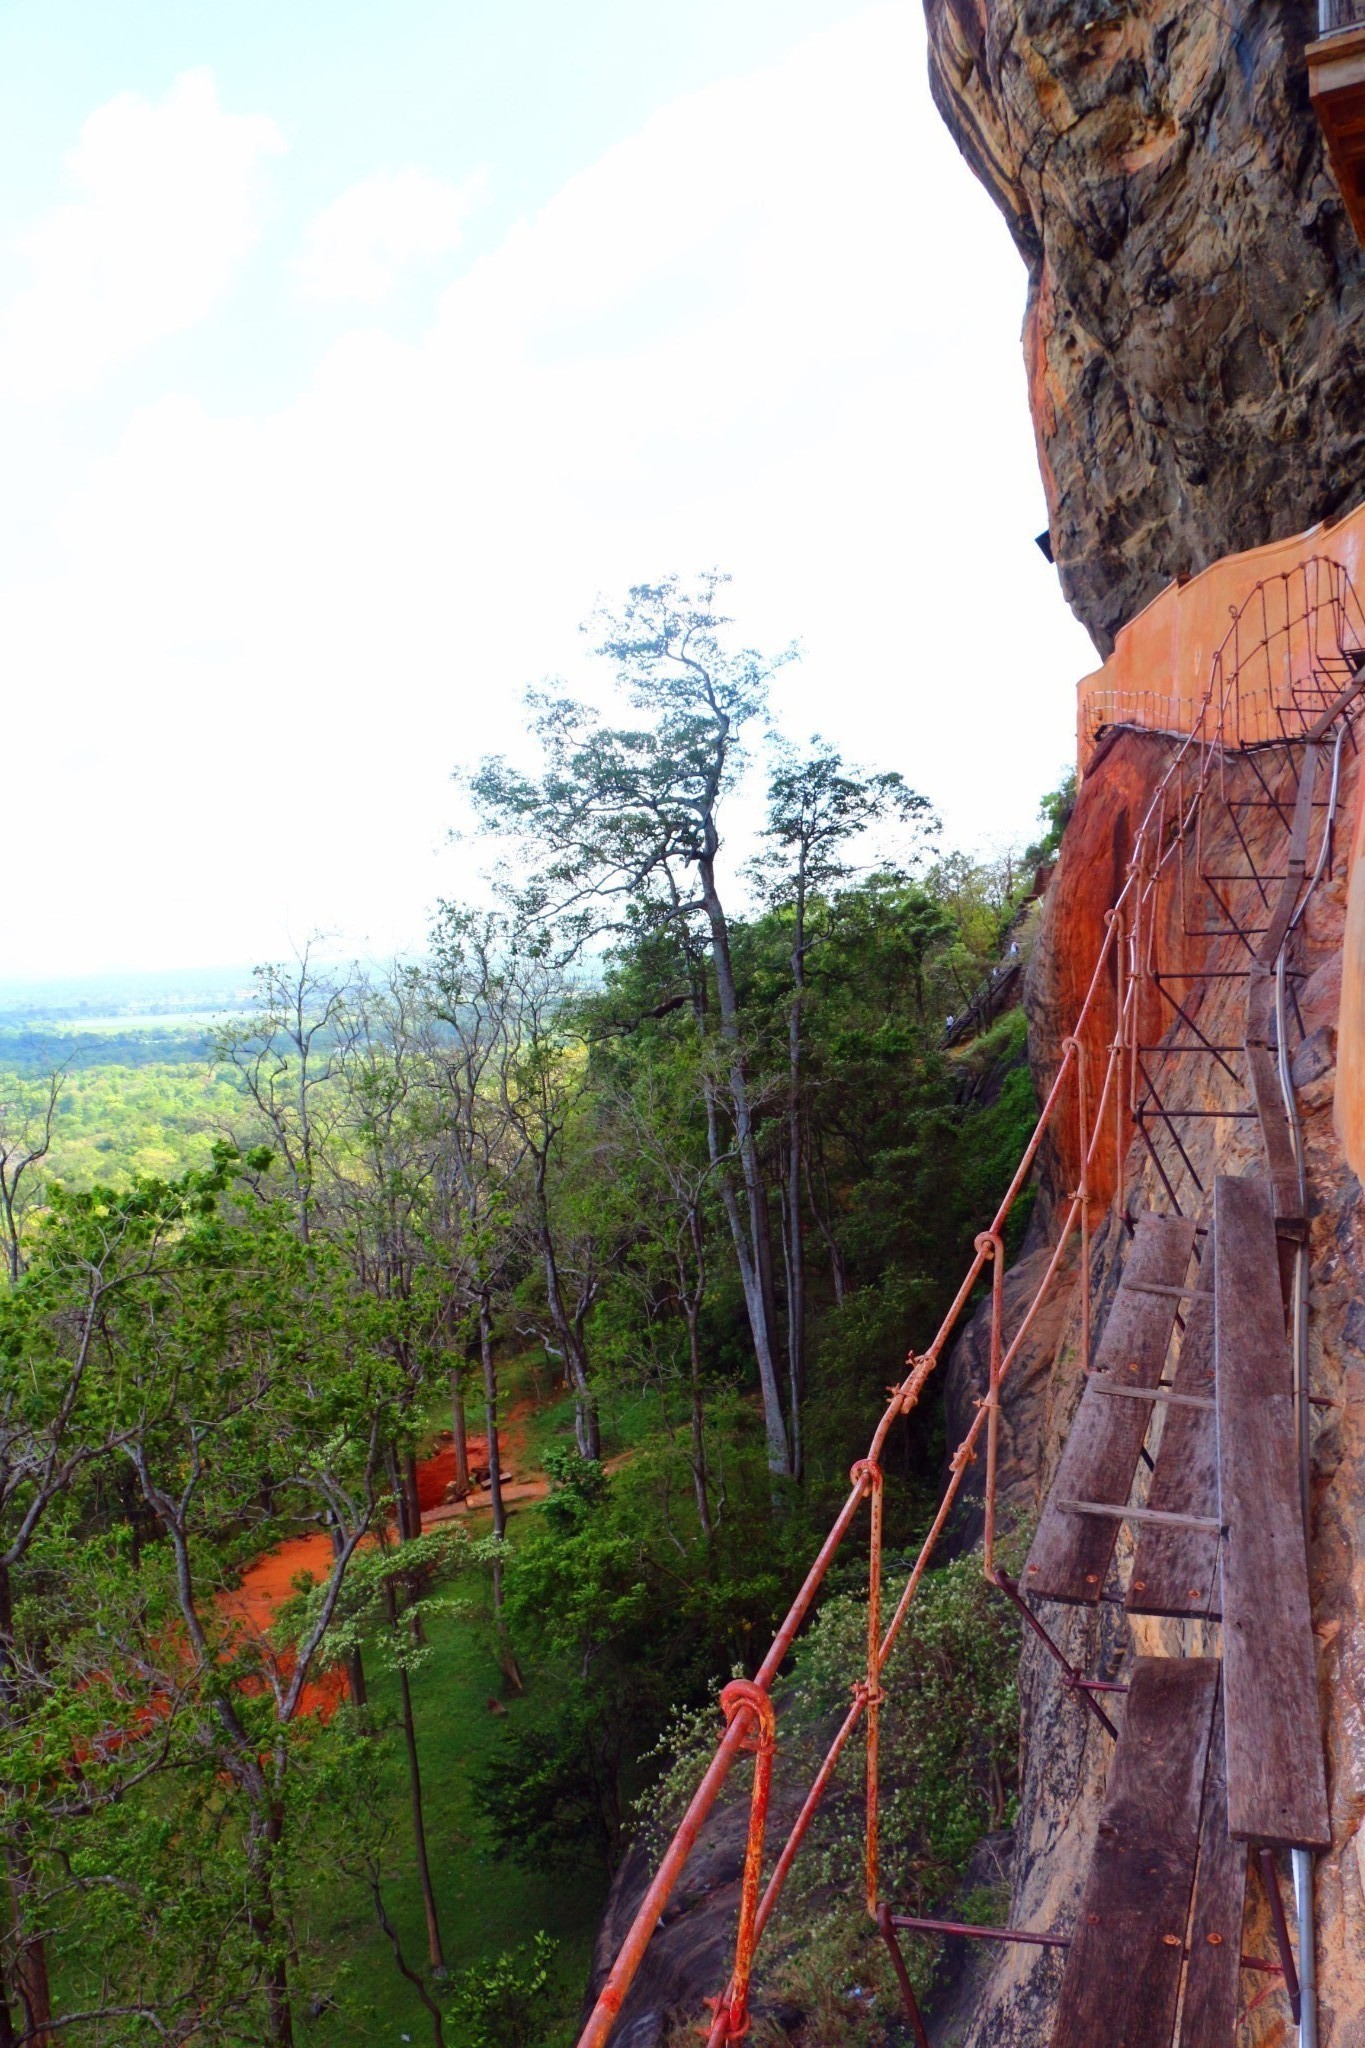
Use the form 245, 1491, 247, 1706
1050, 1657, 1220, 2048
1214, 1175, 1330, 1849
1024, 1213, 1196, 1605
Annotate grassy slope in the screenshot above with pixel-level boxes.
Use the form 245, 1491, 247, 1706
296, 1568, 605, 2046
297, 1367, 663, 2045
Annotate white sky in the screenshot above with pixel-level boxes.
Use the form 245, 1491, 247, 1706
0, 1, 1096, 979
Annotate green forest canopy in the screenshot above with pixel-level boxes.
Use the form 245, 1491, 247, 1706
0, 578, 1072, 2047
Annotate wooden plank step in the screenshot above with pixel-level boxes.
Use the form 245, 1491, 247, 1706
1128, 1242, 1221, 1621
1215, 1175, 1330, 1849
1178, 1676, 1247, 2048
1246, 962, 1275, 1050
1247, 1043, 1304, 1231
1050, 1657, 1220, 2048
1024, 1214, 1196, 1605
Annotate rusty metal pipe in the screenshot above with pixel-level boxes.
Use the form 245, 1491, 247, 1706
876, 1905, 931, 2048
886, 1914, 1070, 1949
980, 1233, 1006, 1581
863, 1461, 885, 1917
576, 1468, 875, 2048
754, 1692, 864, 1941
707, 1682, 776, 2044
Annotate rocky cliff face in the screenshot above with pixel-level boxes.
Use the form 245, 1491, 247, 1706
925, 0, 1365, 651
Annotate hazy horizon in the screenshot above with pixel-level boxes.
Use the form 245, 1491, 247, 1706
1, 0, 1096, 980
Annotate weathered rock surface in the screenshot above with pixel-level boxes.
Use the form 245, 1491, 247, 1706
584, 1783, 810, 2048
924, 0, 1365, 652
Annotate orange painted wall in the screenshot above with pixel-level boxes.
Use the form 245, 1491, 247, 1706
1072, 496, 1365, 1180
1338, 774, 1365, 1177
1076, 497, 1365, 765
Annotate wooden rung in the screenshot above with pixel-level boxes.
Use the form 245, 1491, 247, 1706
1129, 1242, 1222, 1622
1215, 1175, 1330, 1850
1024, 1214, 1197, 1605
1050, 1658, 1220, 2048
1059, 1500, 1222, 1535
1092, 1384, 1214, 1411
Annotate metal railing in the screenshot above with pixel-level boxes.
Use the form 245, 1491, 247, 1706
1321, 0, 1365, 34
577, 558, 1365, 2048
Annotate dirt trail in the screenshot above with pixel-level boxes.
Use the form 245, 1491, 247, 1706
416, 1394, 550, 1524
220, 1396, 549, 1709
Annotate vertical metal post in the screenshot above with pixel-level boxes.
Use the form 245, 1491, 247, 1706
861, 1459, 885, 1918
1293, 1851, 1318, 2048
1258, 1848, 1303, 2027
1108, 910, 1127, 1218
709, 1682, 777, 2046
1064, 1037, 1091, 1372
980, 1233, 1006, 1582
875, 1906, 931, 2048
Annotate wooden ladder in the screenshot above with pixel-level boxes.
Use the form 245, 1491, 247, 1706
1026, 1174, 1328, 2044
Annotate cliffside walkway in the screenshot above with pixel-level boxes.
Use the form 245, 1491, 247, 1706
578, 560, 1365, 2048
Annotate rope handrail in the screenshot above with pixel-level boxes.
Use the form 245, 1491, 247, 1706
577, 557, 1365, 2048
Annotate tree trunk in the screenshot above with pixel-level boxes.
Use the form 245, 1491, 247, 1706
383, 1444, 426, 1646
684, 1304, 714, 1542
450, 1366, 470, 1497
478, 1296, 505, 1544
247, 1804, 294, 2048
0, 1564, 52, 2048
478, 1295, 522, 1689
529, 1153, 600, 1461
804, 1143, 848, 1305
697, 853, 790, 1477
329, 1521, 367, 1708
786, 907, 807, 1479
402, 1449, 423, 1541
382, 1578, 445, 1974
6, 1848, 52, 2048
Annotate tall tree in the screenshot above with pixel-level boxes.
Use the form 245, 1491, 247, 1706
426, 912, 527, 1649
0, 1068, 64, 1286
496, 942, 611, 1462
215, 943, 357, 1246
756, 742, 934, 1473
467, 573, 795, 1475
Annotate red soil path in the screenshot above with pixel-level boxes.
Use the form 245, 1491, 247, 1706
219, 1396, 545, 1717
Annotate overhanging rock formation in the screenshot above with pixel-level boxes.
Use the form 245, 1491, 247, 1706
924, 0, 1365, 652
